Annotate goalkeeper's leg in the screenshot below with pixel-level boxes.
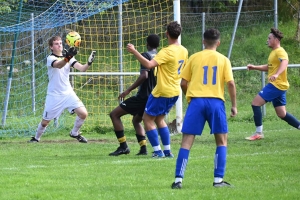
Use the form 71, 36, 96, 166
35, 120, 50, 140
71, 106, 87, 136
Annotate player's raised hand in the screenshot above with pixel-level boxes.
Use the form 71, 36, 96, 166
126, 43, 136, 53
247, 64, 256, 70
64, 47, 77, 62
88, 51, 96, 66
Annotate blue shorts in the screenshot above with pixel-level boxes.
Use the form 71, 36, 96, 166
181, 98, 228, 135
259, 83, 286, 107
145, 94, 178, 116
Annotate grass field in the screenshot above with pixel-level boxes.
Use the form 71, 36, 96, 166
1, 117, 300, 199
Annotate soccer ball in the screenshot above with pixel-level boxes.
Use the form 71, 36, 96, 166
66, 31, 81, 47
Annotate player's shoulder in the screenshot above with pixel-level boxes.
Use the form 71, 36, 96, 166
276, 47, 288, 53
179, 44, 188, 51
161, 44, 187, 55
47, 53, 62, 59
275, 47, 288, 60
188, 52, 199, 60
179, 45, 188, 57
141, 52, 151, 58
142, 51, 156, 61
47, 53, 54, 58
47, 53, 64, 61
213, 50, 230, 60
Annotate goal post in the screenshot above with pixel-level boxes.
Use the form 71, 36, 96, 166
173, 0, 183, 133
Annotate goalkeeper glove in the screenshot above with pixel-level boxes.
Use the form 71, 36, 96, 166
88, 51, 96, 66
64, 47, 77, 62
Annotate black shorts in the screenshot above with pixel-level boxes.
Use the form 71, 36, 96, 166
120, 96, 148, 116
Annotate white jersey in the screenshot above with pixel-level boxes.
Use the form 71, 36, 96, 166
46, 54, 77, 96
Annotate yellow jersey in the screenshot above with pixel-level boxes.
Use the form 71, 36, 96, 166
180, 49, 233, 103
152, 44, 188, 97
268, 47, 289, 90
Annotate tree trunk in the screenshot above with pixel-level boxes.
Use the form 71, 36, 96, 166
297, 10, 300, 42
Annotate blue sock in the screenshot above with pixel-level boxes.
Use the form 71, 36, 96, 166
214, 146, 227, 178
146, 129, 160, 147
252, 105, 262, 126
282, 112, 300, 129
158, 127, 170, 145
175, 148, 190, 178
158, 127, 171, 154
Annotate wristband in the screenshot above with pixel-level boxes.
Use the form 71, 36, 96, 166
64, 57, 69, 62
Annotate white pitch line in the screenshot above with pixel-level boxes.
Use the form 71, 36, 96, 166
233, 127, 295, 135
0, 146, 299, 171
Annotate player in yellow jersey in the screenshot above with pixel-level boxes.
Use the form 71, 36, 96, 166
171, 28, 237, 189
245, 28, 300, 141
127, 21, 188, 158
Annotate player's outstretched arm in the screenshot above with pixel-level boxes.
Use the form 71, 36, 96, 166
247, 64, 268, 72
73, 51, 96, 72
127, 43, 158, 69
118, 70, 148, 101
227, 80, 237, 117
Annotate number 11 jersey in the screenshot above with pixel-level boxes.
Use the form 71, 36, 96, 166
180, 49, 233, 103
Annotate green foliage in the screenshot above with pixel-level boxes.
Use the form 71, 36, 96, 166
278, 0, 299, 21
0, 0, 27, 14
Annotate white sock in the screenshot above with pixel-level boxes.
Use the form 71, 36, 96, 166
71, 116, 85, 136
214, 177, 223, 183
35, 123, 46, 140
175, 178, 182, 183
256, 125, 263, 133
164, 144, 170, 151
153, 145, 161, 152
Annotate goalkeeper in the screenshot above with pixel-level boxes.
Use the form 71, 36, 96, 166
28, 35, 95, 143
109, 34, 160, 156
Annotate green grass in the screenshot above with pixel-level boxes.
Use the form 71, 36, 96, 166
1, 120, 300, 199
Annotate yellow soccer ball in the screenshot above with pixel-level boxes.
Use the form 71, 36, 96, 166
66, 31, 81, 47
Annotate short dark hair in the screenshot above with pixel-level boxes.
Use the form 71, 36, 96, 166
147, 34, 160, 49
167, 21, 182, 39
270, 28, 283, 40
48, 36, 62, 47
203, 28, 220, 46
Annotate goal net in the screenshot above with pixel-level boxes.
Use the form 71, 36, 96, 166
0, 0, 173, 136
0, 0, 275, 136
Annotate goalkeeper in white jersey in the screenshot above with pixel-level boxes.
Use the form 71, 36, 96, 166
28, 36, 95, 143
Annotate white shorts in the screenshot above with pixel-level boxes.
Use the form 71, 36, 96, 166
43, 91, 85, 120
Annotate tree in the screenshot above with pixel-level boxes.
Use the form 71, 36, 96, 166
0, 0, 20, 13
285, 0, 300, 41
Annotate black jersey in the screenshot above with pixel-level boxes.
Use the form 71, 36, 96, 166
136, 50, 157, 99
